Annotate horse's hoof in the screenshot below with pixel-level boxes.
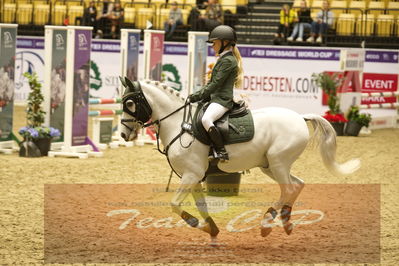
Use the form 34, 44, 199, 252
261, 226, 272, 237
283, 222, 294, 235
210, 236, 218, 247
260, 211, 275, 237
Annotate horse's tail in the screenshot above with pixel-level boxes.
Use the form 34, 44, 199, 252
303, 114, 360, 176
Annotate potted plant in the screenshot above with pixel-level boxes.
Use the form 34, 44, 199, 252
18, 72, 60, 157
345, 105, 372, 136
312, 72, 347, 136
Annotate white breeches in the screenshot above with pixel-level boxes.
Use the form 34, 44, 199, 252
202, 102, 229, 131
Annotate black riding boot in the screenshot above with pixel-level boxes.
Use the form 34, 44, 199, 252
208, 126, 229, 161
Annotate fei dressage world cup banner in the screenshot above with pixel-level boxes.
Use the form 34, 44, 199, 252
14, 37, 399, 123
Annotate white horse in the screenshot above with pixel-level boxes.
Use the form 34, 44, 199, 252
120, 78, 360, 242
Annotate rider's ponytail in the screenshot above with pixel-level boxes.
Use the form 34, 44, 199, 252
233, 45, 243, 89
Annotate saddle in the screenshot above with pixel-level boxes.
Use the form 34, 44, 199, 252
192, 100, 255, 146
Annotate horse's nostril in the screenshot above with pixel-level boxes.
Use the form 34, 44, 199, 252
121, 132, 127, 140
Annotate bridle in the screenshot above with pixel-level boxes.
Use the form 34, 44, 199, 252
120, 80, 153, 132
120, 78, 192, 156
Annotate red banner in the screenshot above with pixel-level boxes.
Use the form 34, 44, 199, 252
322, 72, 398, 106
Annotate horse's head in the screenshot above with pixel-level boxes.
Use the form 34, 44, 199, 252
119, 77, 152, 141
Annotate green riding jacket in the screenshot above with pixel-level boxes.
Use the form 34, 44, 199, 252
190, 51, 237, 110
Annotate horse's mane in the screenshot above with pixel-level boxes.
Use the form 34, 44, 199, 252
141, 79, 186, 103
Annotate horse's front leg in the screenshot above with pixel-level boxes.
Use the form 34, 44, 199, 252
170, 173, 212, 235
191, 182, 220, 241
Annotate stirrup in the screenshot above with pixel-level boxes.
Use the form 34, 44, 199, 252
213, 148, 229, 162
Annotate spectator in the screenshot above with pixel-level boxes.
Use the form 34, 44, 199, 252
164, 2, 183, 40
109, 1, 124, 39
95, 0, 114, 38
197, 0, 223, 31
275, 4, 297, 39
82, 1, 97, 32
196, 0, 208, 9
287, 0, 311, 42
307, 0, 334, 43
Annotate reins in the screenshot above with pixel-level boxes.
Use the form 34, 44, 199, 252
120, 80, 195, 180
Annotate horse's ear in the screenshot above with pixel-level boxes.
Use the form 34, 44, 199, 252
119, 76, 127, 88
124, 77, 136, 92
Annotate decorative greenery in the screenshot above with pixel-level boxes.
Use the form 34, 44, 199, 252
25, 72, 46, 127
312, 72, 344, 115
19, 72, 60, 140
347, 105, 372, 127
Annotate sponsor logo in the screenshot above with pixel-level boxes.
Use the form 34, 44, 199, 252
106, 208, 325, 232
78, 33, 88, 48
55, 33, 65, 50
152, 36, 162, 52
162, 63, 182, 91
90, 60, 102, 91
242, 75, 319, 99
14, 51, 45, 101
3, 31, 13, 48
129, 34, 138, 50
196, 38, 206, 50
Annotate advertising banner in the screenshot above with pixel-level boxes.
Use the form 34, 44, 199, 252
188, 32, 208, 95
0, 25, 17, 142
49, 29, 67, 142
71, 29, 91, 146
90, 40, 121, 99
14, 37, 399, 124
14, 37, 44, 103
126, 31, 140, 82
144, 31, 164, 81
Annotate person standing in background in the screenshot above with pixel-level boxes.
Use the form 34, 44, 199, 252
164, 2, 183, 40
287, 0, 311, 42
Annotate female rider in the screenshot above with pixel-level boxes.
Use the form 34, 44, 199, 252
188, 25, 243, 161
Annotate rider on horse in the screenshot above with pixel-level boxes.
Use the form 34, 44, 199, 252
188, 25, 243, 162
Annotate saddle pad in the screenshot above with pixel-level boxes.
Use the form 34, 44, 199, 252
192, 103, 255, 146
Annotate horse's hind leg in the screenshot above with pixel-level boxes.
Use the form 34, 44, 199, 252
259, 164, 305, 236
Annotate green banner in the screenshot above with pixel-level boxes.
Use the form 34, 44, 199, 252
0, 26, 17, 142
49, 29, 67, 142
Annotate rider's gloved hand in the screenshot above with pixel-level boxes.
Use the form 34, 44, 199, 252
188, 93, 201, 103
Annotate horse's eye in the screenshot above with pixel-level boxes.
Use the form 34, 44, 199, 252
126, 100, 134, 108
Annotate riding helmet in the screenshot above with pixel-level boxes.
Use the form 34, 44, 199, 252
207, 25, 237, 44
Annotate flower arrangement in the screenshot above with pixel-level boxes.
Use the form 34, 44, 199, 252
322, 111, 348, 123
19, 72, 60, 141
19, 126, 60, 140
347, 105, 372, 127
